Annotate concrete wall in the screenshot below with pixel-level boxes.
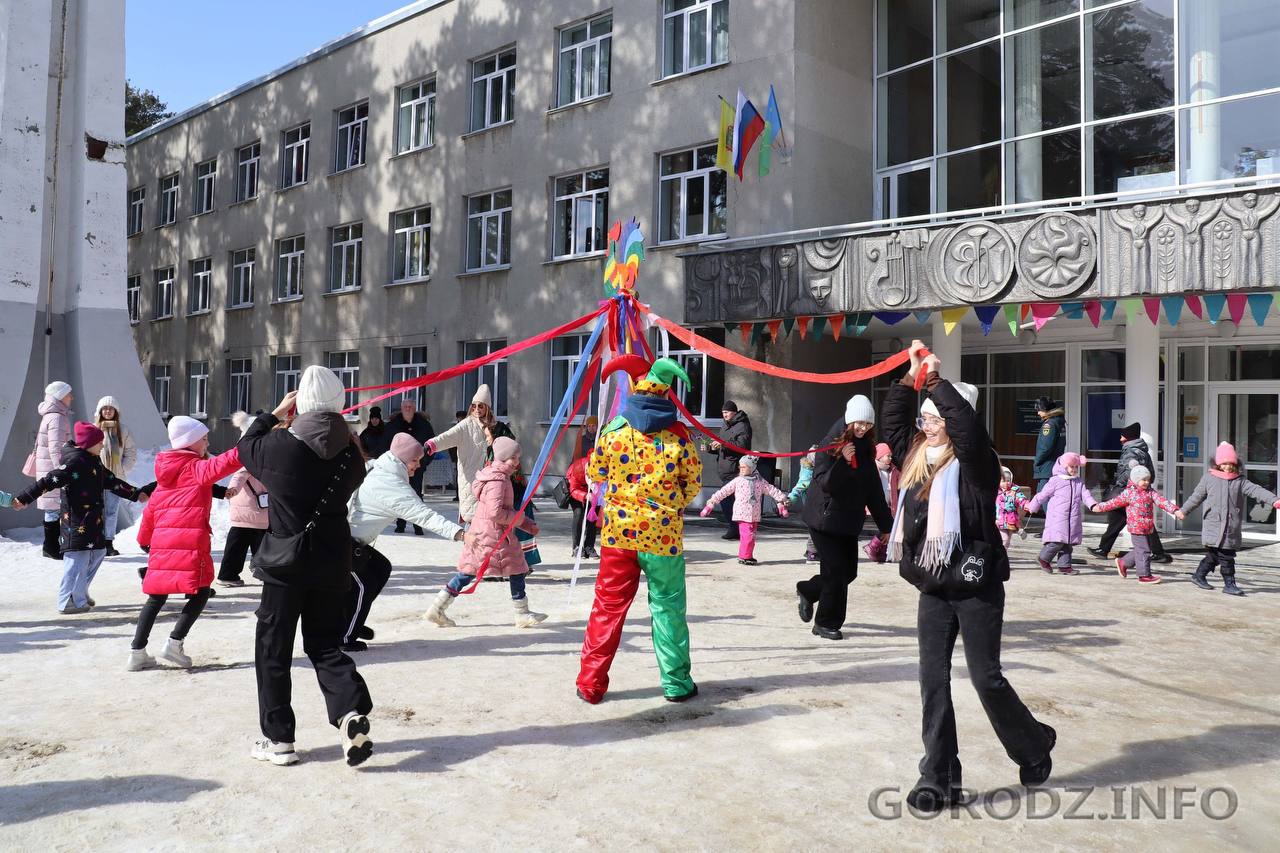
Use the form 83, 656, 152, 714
125, 0, 863, 478
1, 0, 167, 532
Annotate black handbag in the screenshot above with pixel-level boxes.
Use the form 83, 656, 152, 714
252, 448, 354, 580
551, 477, 571, 510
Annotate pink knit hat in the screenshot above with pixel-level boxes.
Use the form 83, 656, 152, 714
492, 436, 520, 462
875, 442, 892, 460
1058, 452, 1087, 468
1214, 442, 1239, 465
390, 432, 425, 465
74, 421, 104, 449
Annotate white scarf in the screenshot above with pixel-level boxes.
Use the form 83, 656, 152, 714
888, 454, 962, 575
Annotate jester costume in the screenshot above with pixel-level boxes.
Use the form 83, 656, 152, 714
576, 357, 703, 703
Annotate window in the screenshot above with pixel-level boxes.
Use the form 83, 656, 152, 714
392, 206, 431, 282
158, 173, 179, 225
549, 334, 602, 418
389, 345, 429, 409
662, 0, 728, 78
230, 248, 255, 307
396, 79, 436, 153
329, 223, 363, 292
557, 14, 611, 106
153, 266, 174, 319
460, 339, 508, 418
228, 358, 252, 415
275, 235, 305, 300
281, 123, 310, 188
127, 275, 140, 324
470, 48, 516, 132
335, 101, 368, 171
188, 257, 212, 314
662, 326, 726, 421
466, 189, 512, 271
193, 159, 216, 214
127, 187, 145, 236
236, 142, 260, 201
659, 144, 727, 243
187, 361, 209, 418
327, 351, 361, 415
273, 355, 301, 401
151, 365, 171, 418
553, 168, 609, 258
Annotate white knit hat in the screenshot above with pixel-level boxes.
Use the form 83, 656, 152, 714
739, 455, 759, 473
1129, 465, 1152, 483
1001, 466, 1013, 481
471, 383, 493, 406
45, 380, 72, 400
167, 415, 209, 449
920, 381, 979, 420
844, 394, 875, 425
295, 365, 346, 414
95, 395, 121, 418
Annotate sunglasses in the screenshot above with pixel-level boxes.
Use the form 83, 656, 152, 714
916, 415, 945, 429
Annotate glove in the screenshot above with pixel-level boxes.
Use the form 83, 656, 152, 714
779, 506, 789, 518
699, 506, 713, 518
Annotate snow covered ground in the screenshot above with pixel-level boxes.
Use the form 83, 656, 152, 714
2, 501, 1278, 850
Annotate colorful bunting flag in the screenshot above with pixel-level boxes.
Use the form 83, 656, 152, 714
1248, 293, 1273, 326
738, 322, 752, 346
1004, 304, 1020, 336
1142, 298, 1161, 325
1102, 300, 1117, 321
974, 305, 1000, 336
1031, 303, 1059, 330
1020, 304, 1031, 321
1161, 296, 1183, 326
828, 314, 843, 342
1185, 294, 1204, 319
1061, 302, 1084, 320
1203, 293, 1226, 324
873, 311, 908, 326
1122, 299, 1140, 325
1226, 293, 1247, 326
766, 319, 783, 342
941, 307, 967, 335
782, 317, 795, 338
1084, 301, 1102, 327
811, 315, 827, 339
715, 97, 735, 173
794, 316, 808, 339
913, 311, 932, 325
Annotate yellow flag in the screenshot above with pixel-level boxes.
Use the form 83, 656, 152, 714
716, 98, 734, 172
942, 307, 967, 335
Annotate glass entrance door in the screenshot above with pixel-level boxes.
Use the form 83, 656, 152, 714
1214, 392, 1280, 536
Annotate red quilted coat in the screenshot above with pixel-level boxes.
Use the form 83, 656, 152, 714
138, 447, 242, 595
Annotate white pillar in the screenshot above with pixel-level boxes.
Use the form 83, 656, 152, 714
1125, 318, 1161, 475
1185, 2, 1221, 183
930, 314, 962, 382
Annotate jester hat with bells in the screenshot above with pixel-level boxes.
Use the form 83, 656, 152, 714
602, 355, 693, 438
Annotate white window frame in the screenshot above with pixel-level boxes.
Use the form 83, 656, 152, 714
465, 189, 512, 272
227, 357, 252, 416
152, 365, 171, 418
552, 167, 609, 258
396, 78, 436, 154
658, 143, 728, 243
662, 0, 729, 79
329, 223, 363, 293
158, 173, 179, 226
273, 355, 301, 401
470, 48, 516, 132
335, 101, 368, 172
230, 247, 255, 308
557, 14, 612, 107
153, 266, 175, 319
187, 361, 209, 419
275, 235, 305, 301
391, 206, 432, 283
549, 333, 602, 420
389, 345, 429, 410
459, 339, 508, 418
127, 187, 145, 236
126, 274, 140, 324
327, 350, 361, 418
193, 159, 216, 215
188, 257, 212, 314
236, 142, 260, 201
281, 123, 310, 189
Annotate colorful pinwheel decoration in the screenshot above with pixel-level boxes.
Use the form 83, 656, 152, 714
603, 218, 644, 295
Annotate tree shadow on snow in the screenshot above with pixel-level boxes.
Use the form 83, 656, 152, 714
0, 774, 220, 824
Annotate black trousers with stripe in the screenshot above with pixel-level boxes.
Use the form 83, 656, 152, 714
342, 542, 393, 644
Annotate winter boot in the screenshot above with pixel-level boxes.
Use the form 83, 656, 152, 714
1190, 560, 1214, 590
126, 648, 156, 671
513, 597, 547, 628
1222, 573, 1246, 596
104, 540, 120, 557
424, 589, 457, 627
42, 520, 62, 560
159, 638, 192, 668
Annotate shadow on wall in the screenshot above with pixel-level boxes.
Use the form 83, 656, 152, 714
0, 774, 221, 825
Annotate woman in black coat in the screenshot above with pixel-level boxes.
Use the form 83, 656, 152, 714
797, 395, 893, 641
237, 369, 373, 768
880, 341, 1055, 812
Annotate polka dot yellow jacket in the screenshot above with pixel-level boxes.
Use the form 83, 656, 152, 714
593, 421, 703, 555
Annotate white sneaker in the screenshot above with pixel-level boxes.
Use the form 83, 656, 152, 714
126, 648, 156, 671
339, 711, 373, 767
424, 589, 457, 627
251, 739, 300, 766
159, 638, 192, 668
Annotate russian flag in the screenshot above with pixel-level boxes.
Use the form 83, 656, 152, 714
732, 89, 766, 180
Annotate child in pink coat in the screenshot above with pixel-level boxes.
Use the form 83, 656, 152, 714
995, 466, 1031, 548
1092, 464, 1179, 584
701, 455, 789, 565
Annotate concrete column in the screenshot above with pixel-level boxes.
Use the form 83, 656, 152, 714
1185, 2, 1221, 183
1013, 25, 1043, 202
1125, 319, 1161, 470
930, 314, 962, 382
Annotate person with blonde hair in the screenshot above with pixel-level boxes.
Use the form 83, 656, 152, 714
93, 396, 138, 556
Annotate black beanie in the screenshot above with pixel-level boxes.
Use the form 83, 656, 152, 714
722, 400, 739, 413
369, 406, 383, 419
1120, 422, 1141, 441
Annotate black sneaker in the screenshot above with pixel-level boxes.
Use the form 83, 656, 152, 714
907, 786, 964, 814
1020, 724, 1057, 786
812, 625, 843, 641
1152, 553, 1174, 565
216, 577, 245, 588
1087, 547, 1108, 558
413, 525, 424, 536
664, 684, 699, 703
797, 592, 814, 624
721, 530, 740, 540
340, 640, 368, 653
356, 625, 375, 641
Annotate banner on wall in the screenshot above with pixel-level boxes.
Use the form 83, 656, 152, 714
1015, 400, 1043, 436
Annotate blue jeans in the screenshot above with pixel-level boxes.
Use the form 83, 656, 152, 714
103, 491, 121, 539
447, 571, 526, 600
60, 549, 105, 610
44, 510, 59, 523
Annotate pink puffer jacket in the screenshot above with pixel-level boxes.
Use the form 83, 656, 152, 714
137, 447, 242, 595
457, 459, 535, 577
227, 470, 269, 529
33, 397, 71, 511
706, 474, 789, 523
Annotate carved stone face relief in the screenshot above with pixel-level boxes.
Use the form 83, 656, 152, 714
1016, 213, 1097, 298
934, 223, 1014, 304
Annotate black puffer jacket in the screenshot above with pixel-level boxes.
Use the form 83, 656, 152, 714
802, 417, 893, 537
1108, 437, 1154, 498
15, 442, 145, 552
881, 375, 1009, 595
237, 412, 367, 589
716, 411, 753, 479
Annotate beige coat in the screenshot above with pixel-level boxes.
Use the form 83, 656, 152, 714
429, 415, 490, 521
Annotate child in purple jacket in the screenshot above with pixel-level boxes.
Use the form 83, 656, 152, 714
1024, 452, 1098, 575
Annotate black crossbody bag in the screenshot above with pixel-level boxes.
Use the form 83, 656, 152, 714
252, 448, 353, 580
